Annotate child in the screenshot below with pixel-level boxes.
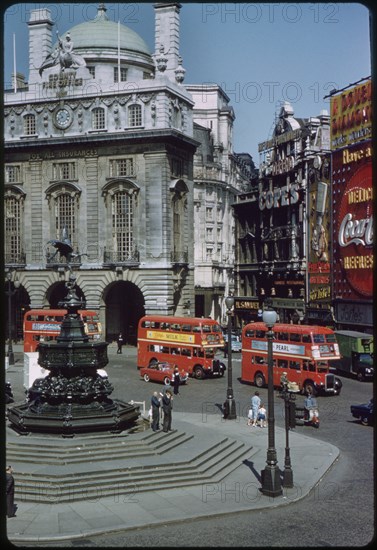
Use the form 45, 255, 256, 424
257, 403, 267, 428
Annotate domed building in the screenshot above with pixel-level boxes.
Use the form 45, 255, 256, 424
4, 3, 252, 343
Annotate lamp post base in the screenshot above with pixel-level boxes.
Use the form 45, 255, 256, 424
261, 465, 283, 497
283, 464, 294, 488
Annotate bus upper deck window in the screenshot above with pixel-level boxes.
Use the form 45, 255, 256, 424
161, 323, 170, 330
313, 334, 325, 343
202, 325, 211, 333
289, 333, 301, 342
245, 330, 254, 338
192, 325, 201, 332
277, 332, 288, 341
171, 323, 181, 331
302, 334, 311, 343
182, 324, 192, 332
256, 330, 266, 338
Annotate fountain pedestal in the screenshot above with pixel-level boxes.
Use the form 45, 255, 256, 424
7, 274, 140, 436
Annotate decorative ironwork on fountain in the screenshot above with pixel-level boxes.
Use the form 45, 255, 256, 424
7, 233, 140, 436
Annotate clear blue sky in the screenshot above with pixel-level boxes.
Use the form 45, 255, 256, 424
2, 2, 372, 163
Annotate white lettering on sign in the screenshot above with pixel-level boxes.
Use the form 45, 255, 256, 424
259, 182, 299, 210
338, 213, 373, 247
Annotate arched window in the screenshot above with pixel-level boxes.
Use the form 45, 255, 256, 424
92, 107, 106, 130
102, 180, 140, 264
128, 104, 142, 127
4, 190, 25, 263
24, 114, 36, 135
45, 183, 81, 260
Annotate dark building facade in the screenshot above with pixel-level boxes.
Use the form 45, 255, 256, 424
233, 102, 332, 326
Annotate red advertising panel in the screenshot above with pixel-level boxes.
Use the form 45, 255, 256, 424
332, 141, 373, 300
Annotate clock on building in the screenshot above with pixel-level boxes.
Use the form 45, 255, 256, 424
54, 107, 72, 129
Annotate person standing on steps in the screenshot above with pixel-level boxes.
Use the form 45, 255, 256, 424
162, 389, 173, 432
151, 391, 161, 432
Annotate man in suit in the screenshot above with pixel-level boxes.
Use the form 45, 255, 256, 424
151, 391, 161, 432
162, 389, 173, 432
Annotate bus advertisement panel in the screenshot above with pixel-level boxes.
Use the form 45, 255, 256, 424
23, 309, 102, 352
241, 323, 342, 395
137, 315, 225, 379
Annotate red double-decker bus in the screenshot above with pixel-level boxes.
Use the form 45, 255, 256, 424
137, 315, 225, 379
241, 322, 342, 395
23, 309, 102, 353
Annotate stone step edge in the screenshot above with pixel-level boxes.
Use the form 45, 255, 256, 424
16, 446, 255, 503
16, 441, 247, 493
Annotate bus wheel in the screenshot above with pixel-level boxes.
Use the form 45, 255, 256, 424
143, 374, 150, 382
194, 366, 205, 380
254, 372, 265, 388
164, 377, 171, 386
303, 381, 316, 396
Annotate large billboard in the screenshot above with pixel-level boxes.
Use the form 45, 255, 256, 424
332, 141, 373, 301
330, 79, 372, 149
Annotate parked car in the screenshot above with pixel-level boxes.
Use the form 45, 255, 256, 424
140, 362, 189, 386
350, 398, 374, 426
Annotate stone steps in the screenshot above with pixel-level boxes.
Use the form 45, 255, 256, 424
7, 429, 192, 464
13, 435, 254, 503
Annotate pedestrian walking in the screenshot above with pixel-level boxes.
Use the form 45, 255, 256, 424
172, 366, 180, 395
151, 391, 161, 432
250, 391, 261, 427
117, 332, 124, 354
162, 389, 173, 432
257, 403, 267, 427
6, 465, 16, 518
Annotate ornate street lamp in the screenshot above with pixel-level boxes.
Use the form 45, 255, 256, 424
261, 299, 282, 497
5, 270, 20, 366
281, 385, 295, 488
224, 295, 237, 419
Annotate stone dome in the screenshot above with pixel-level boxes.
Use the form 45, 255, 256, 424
58, 4, 151, 56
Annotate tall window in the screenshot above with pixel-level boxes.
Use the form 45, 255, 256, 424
112, 191, 133, 260
55, 194, 76, 248
128, 104, 142, 127
5, 195, 23, 262
88, 66, 95, 78
24, 114, 36, 135
92, 107, 105, 130
114, 67, 128, 82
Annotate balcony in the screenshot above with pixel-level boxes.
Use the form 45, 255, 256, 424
103, 249, 140, 268
4, 252, 26, 268
171, 250, 189, 267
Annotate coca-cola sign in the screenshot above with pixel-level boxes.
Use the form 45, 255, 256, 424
336, 160, 373, 297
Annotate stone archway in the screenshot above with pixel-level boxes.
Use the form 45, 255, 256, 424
47, 281, 86, 309
104, 281, 145, 345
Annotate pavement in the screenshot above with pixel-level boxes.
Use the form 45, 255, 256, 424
5, 345, 340, 544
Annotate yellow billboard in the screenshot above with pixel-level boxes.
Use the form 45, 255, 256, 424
330, 79, 372, 150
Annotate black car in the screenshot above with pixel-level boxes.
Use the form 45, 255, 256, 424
350, 398, 374, 426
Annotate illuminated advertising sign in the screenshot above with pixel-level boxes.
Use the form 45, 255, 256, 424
332, 142, 373, 299
330, 79, 372, 149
